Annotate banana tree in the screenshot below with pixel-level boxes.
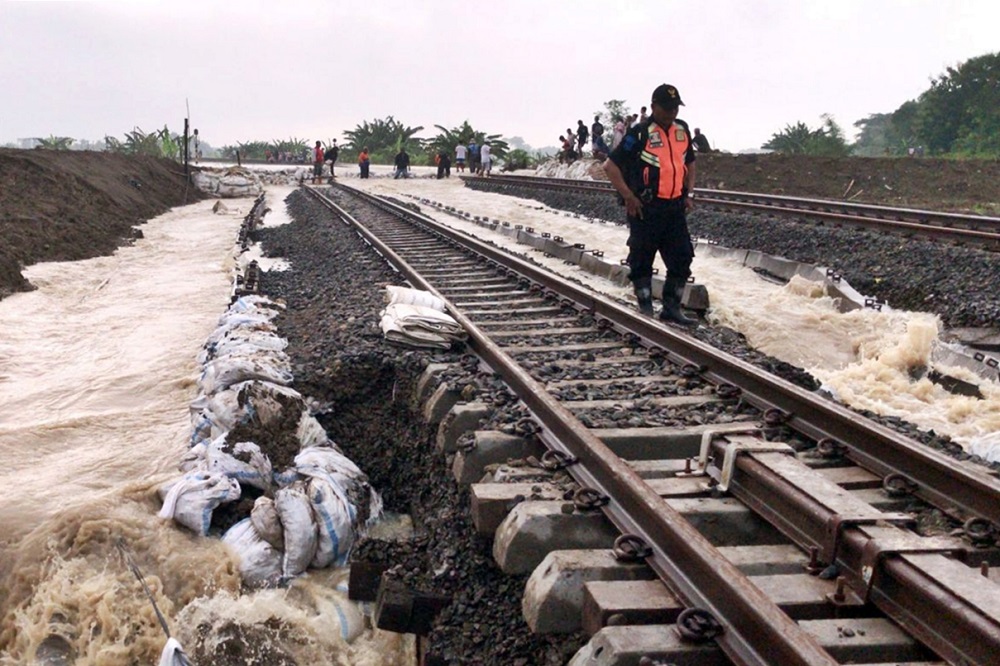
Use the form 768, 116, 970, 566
33, 135, 75, 150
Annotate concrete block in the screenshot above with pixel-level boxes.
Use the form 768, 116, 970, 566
493, 501, 618, 574
582, 580, 683, 636
682, 283, 710, 311
523, 550, 655, 634
422, 381, 462, 425
451, 431, 546, 484
411, 362, 451, 408
471, 482, 566, 536
436, 402, 490, 453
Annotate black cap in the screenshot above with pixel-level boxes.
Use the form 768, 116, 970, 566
652, 83, 684, 107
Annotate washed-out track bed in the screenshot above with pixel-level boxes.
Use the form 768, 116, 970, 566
261, 184, 1000, 666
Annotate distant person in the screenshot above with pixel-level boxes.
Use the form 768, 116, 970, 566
479, 142, 492, 176
691, 128, 711, 152
393, 148, 410, 179
324, 139, 340, 178
591, 115, 609, 158
455, 143, 467, 172
576, 120, 589, 156
312, 140, 325, 184
559, 135, 576, 163
436, 150, 451, 178
467, 139, 480, 174
603, 83, 698, 326
639, 106, 648, 124
611, 116, 626, 150
359, 147, 370, 178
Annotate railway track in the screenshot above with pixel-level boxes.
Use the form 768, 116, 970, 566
305, 183, 1000, 666
474, 174, 1000, 251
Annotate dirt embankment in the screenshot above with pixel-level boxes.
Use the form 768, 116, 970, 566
695, 153, 1000, 213
0, 149, 202, 299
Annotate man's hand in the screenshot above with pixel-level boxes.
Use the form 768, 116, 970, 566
685, 196, 695, 212
624, 192, 644, 219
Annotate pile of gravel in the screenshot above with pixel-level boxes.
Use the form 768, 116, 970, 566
463, 181, 1000, 329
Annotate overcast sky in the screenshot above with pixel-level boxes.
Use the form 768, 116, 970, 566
2, 0, 997, 152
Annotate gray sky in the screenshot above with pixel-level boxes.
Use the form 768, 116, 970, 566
2, 0, 998, 152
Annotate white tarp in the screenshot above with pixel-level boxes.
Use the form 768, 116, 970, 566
380, 302, 466, 349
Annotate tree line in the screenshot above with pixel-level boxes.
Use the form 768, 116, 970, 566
765, 51, 1000, 157
216, 118, 522, 169
17, 52, 998, 161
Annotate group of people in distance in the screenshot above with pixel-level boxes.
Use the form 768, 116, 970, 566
310, 140, 340, 184
309, 138, 494, 182
559, 109, 712, 164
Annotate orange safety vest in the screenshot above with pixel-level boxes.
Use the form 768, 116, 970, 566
639, 121, 690, 200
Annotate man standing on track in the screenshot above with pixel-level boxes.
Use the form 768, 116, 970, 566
603, 83, 698, 326
312, 140, 325, 184
324, 139, 339, 180
455, 142, 467, 173
479, 142, 492, 176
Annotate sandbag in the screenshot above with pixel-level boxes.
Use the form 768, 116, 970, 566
198, 351, 293, 395
158, 472, 241, 536
179, 436, 273, 491
295, 444, 383, 541
275, 483, 317, 578
297, 412, 336, 451
306, 472, 356, 568
222, 518, 283, 589
251, 496, 285, 550
384, 285, 447, 312
189, 380, 305, 446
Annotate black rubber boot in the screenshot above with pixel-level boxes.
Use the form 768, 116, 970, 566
633, 278, 654, 316
659, 278, 697, 326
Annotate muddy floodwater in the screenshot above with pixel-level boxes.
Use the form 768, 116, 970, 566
0, 193, 412, 665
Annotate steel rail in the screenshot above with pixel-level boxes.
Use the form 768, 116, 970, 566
473, 174, 1000, 248
306, 185, 835, 666
715, 446, 1000, 665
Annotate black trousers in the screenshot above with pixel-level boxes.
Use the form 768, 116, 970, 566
626, 201, 694, 283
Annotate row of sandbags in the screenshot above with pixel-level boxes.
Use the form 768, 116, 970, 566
157, 230, 381, 589
379, 285, 467, 350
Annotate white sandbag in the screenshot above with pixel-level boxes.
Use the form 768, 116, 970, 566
306, 472, 357, 568
229, 295, 285, 316
206, 319, 276, 348
189, 381, 305, 446
298, 412, 334, 450
251, 496, 285, 550
222, 518, 283, 589
212, 332, 288, 357
157, 638, 191, 666
198, 352, 293, 394
296, 444, 383, 541
204, 436, 273, 491
294, 444, 365, 482
157, 472, 241, 536
179, 442, 207, 472
384, 285, 447, 312
275, 483, 318, 578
